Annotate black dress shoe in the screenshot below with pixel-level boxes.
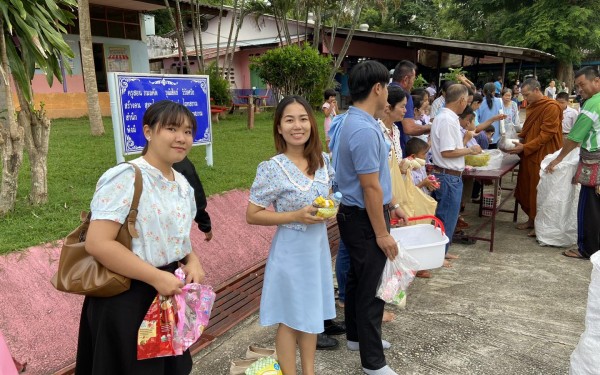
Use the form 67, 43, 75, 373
323, 320, 346, 336
316, 334, 339, 350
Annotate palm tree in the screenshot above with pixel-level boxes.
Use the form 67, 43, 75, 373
245, 0, 294, 45
190, 0, 205, 73
327, 0, 363, 82
0, 0, 75, 213
215, 0, 225, 71
224, 0, 240, 79
226, 0, 248, 78
78, 0, 105, 136
163, 0, 191, 74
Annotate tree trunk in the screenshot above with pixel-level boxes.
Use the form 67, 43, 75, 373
224, 0, 239, 79
174, 0, 191, 73
328, 3, 363, 83
275, 16, 283, 45
216, 0, 225, 71
281, 8, 292, 45
193, 0, 205, 73
227, 0, 246, 78
163, 0, 189, 74
15, 85, 50, 205
313, 5, 321, 50
328, 0, 345, 54
190, 1, 202, 73
556, 60, 574, 94
0, 19, 25, 215
78, 0, 105, 136
304, 8, 309, 45
295, 0, 300, 46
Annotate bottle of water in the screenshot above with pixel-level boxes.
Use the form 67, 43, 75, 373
331, 192, 342, 206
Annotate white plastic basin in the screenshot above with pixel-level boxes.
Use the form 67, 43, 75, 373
390, 224, 449, 270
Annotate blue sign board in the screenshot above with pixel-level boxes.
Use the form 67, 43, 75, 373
108, 73, 213, 165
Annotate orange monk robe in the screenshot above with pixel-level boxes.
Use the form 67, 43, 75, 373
514, 97, 563, 219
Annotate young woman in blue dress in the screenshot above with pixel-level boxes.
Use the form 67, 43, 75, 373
246, 96, 336, 375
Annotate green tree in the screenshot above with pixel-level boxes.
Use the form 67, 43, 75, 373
0, 0, 75, 213
207, 62, 232, 106
149, 9, 175, 36
250, 44, 332, 106
358, 0, 439, 35
445, 0, 600, 86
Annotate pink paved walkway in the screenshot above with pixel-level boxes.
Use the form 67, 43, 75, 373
0, 190, 274, 375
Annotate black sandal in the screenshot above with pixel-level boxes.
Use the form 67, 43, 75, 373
562, 249, 588, 259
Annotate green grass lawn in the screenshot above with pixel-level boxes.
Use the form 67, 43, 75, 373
0, 110, 327, 253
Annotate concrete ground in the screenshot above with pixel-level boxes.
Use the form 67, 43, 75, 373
189, 188, 591, 375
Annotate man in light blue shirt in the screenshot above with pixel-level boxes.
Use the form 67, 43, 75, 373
335, 60, 407, 375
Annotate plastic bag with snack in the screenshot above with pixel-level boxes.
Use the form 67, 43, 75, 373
172, 268, 216, 355
376, 242, 420, 306
137, 295, 177, 360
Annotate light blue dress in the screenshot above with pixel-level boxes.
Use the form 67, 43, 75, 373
249, 153, 336, 333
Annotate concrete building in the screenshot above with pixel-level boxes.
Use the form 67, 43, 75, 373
26, 0, 160, 118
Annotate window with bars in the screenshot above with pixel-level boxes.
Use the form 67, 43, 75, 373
221, 67, 235, 86
66, 5, 141, 40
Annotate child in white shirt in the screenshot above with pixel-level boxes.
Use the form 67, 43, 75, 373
556, 92, 579, 139
405, 138, 438, 195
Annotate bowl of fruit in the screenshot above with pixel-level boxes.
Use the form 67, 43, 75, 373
312, 193, 342, 219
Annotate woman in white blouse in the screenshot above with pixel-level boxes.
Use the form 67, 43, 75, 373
76, 100, 205, 375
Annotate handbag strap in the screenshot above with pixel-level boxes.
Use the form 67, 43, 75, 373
124, 162, 143, 238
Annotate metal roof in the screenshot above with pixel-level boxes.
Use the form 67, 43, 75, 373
90, 0, 165, 11
151, 35, 305, 60
327, 27, 555, 63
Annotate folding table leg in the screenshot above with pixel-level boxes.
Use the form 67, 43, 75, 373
489, 179, 499, 252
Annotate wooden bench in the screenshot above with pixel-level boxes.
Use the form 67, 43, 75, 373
210, 105, 228, 123
326, 218, 341, 257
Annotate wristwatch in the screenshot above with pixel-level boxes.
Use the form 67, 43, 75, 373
389, 203, 400, 211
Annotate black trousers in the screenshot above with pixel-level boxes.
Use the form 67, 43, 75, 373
337, 205, 390, 370
76, 262, 192, 375
578, 186, 600, 258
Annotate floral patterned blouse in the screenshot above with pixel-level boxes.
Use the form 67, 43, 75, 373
378, 119, 403, 162
249, 153, 334, 232
90, 157, 196, 267
503, 100, 520, 128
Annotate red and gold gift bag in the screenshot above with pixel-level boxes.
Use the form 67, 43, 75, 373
137, 295, 178, 360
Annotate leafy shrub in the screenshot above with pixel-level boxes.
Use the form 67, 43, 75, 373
413, 74, 428, 89
250, 44, 333, 107
442, 67, 466, 83
207, 62, 232, 106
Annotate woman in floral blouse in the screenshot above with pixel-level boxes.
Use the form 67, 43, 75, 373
76, 100, 205, 375
246, 96, 336, 375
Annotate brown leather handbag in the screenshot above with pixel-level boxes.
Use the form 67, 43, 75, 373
51, 163, 143, 297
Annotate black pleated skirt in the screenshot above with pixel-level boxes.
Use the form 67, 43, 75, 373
75, 262, 192, 375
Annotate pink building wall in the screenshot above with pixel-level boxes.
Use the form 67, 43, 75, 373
30, 74, 85, 93
234, 47, 271, 88
161, 46, 272, 90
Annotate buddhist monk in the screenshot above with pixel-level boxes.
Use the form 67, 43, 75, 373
508, 78, 563, 237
